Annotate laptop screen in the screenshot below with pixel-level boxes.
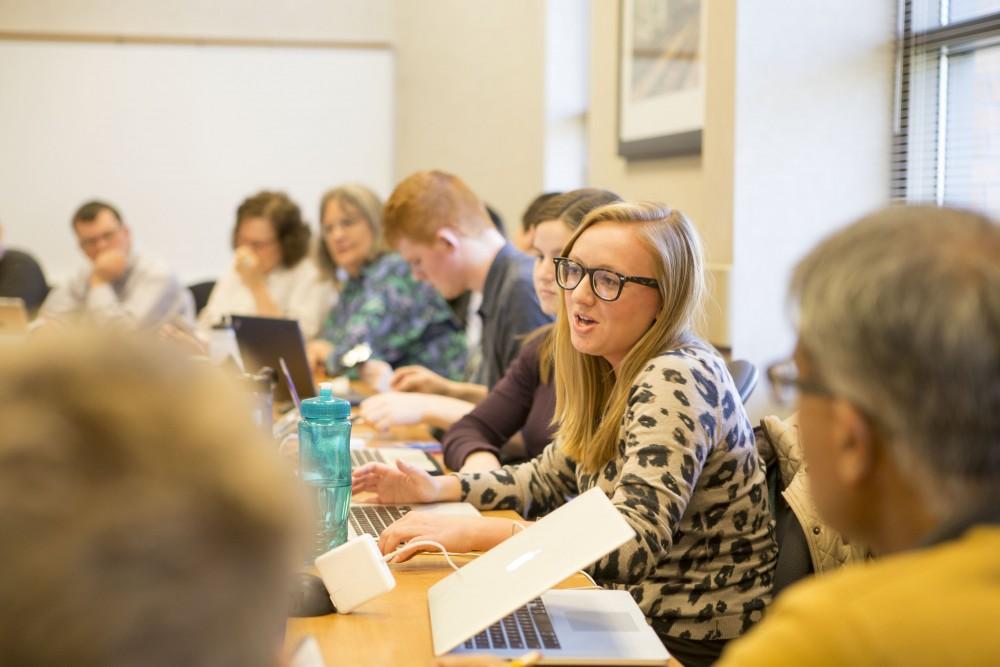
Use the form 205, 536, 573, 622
427, 487, 635, 656
230, 315, 316, 404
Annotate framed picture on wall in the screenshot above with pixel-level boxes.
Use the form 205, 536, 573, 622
617, 0, 705, 159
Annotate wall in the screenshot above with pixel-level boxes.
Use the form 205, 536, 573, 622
392, 0, 547, 231
0, 1, 394, 284
729, 1, 895, 418
587, 0, 737, 347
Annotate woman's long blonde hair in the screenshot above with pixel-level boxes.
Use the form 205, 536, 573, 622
554, 203, 706, 473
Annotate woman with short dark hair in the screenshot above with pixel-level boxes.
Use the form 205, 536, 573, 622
198, 191, 333, 338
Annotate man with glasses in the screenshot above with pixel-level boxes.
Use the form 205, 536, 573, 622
715, 205, 1000, 665
40, 201, 193, 329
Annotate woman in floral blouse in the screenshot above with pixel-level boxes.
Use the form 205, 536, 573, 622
306, 184, 466, 381
353, 202, 777, 667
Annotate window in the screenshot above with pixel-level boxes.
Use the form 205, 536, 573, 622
893, 1, 1000, 217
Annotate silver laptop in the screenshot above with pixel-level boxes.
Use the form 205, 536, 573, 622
348, 501, 479, 540
428, 488, 670, 665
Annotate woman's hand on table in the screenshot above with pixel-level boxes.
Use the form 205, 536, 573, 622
358, 392, 427, 431
358, 359, 392, 392
390, 365, 451, 395
352, 459, 454, 504
380, 514, 515, 563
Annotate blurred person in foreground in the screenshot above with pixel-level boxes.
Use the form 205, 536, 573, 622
0, 329, 303, 667
714, 206, 1000, 664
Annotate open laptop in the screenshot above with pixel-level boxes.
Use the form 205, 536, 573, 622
348, 500, 479, 540
429, 487, 670, 665
231, 315, 372, 406
231, 315, 317, 404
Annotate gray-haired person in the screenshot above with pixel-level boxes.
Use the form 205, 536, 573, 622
716, 205, 1000, 666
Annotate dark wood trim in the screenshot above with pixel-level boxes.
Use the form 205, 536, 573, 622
618, 129, 702, 160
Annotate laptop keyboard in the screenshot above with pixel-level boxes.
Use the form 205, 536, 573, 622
351, 449, 387, 466
463, 598, 561, 651
349, 504, 410, 538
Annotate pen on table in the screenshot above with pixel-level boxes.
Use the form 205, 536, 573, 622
509, 651, 541, 667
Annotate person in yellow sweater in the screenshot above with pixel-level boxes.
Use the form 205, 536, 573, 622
716, 205, 1000, 666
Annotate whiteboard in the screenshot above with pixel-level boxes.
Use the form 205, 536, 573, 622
0, 40, 394, 284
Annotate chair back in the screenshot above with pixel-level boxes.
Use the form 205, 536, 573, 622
727, 359, 759, 404
188, 280, 216, 316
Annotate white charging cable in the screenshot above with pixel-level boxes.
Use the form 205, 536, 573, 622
383, 540, 462, 572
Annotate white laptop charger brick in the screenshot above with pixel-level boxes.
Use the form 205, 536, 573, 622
315, 534, 396, 613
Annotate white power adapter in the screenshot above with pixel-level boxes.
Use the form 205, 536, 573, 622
315, 534, 396, 613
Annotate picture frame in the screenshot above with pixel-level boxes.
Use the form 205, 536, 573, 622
617, 0, 706, 159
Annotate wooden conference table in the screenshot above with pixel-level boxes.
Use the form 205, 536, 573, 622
283, 420, 592, 666
284, 405, 678, 666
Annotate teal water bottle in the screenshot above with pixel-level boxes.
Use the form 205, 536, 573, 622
299, 382, 352, 558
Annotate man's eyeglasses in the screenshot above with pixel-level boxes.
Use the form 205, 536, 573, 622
78, 229, 121, 251
553, 256, 659, 302
766, 358, 832, 406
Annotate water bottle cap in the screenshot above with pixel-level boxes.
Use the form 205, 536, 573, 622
300, 382, 351, 420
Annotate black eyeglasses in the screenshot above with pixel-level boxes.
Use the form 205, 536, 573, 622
553, 256, 659, 302
766, 358, 832, 406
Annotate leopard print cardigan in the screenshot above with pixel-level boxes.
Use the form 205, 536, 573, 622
458, 342, 778, 642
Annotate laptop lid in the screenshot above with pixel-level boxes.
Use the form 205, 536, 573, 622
230, 315, 316, 403
428, 487, 635, 656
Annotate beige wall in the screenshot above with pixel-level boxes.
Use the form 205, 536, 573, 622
0, 0, 392, 42
392, 0, 547, 231
0, 1, 395, 284
730, 1, 895, 418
